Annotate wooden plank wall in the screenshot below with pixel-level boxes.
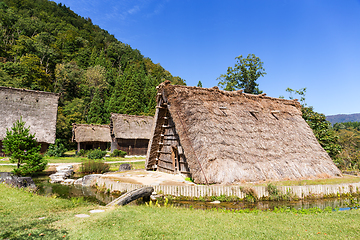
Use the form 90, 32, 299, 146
94, 178, 360, 199
157, 108, 190, 175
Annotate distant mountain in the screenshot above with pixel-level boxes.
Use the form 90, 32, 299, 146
326, 113, 360, 124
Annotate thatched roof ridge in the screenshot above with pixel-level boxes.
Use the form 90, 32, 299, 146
110, 113, 154, 139
0, 86, 60, 96
146, 81, 342, 184
0, 86, 59, 144
72, 124, 111, 143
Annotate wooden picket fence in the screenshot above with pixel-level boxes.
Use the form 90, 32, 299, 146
94, 178, 360, 199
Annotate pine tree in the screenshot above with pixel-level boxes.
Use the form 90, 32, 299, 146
87, 88, 106, 124
107, 74, 126, 114
3, 117, 47, 176
120, 64, 145, 115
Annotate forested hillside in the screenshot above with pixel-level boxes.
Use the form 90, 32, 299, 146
326, 113, 360, 125
0, 0, 185, 146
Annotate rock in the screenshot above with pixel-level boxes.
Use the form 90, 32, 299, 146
62, 179, 75, 185
118, 164, 132, 172
4, 176, 36, 189
82, 174, 102, 187
0, 172, 13, 183
55, 165, 73, 177
74, 178, 83, 185
150, 194, 163, 201
75, 214, 90, 218
89, 209, 105, 213
49, 165, 74, 183
56, 165, 73, 172
49, 172, 68, 183
210, 200, 221, 204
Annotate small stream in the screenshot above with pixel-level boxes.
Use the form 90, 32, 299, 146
33, 176, 357, 210
34, 175, 118, 206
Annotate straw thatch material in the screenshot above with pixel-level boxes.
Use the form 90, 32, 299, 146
110, 113, 153, 139
0, 86, 59, 144
72, 124, 111, 143
110, 113, 154, 155
145, 81, 342, 184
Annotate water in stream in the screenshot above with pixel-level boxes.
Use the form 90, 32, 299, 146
33, 176, 356, 210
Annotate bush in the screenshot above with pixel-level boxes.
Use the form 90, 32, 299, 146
3, 117, 47, 176
87, 148, 107, 159
80, 160, 110, 174
110, 149, 127, 157
46, 139, 67, 157
77, 149, 87, 157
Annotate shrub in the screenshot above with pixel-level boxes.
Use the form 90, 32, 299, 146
240, 187, 258, 202
3, 117, 47, 176
87, 148, 107, 159
46, 139, 67, 157
80, 160, 110, 174
77, 149, 87, 157
110, 149, 127, 157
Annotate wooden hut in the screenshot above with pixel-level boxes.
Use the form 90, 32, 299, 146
145, 81, 342, 184
110, 113, 153, 155
0, 86, 59, 154
72, 124, 111, 151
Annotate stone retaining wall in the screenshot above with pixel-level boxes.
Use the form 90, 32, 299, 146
94, 178, 360, 199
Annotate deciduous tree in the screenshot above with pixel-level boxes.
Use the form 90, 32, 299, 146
217, 54, 266, 94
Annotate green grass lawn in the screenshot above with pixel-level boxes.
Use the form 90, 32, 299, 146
0, 165, 13, 172
108, 161, 145, 171
1, 184, 360, 239
44, 155, 146, 164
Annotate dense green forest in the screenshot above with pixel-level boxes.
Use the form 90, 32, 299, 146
333, 122, 360, 170
0, 0, 185, 147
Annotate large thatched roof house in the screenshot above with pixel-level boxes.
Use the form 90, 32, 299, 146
0, 86, 59, 154
72, 124, 111, 151
145, 81, 342, 184
110, 113, 154, 155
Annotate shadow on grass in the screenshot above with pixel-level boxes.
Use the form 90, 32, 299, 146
0, 217, 68, 240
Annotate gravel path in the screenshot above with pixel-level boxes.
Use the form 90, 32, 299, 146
0, 159, 145, 166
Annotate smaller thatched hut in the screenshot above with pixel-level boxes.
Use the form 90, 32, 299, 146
110, 113, 154, 155
72, 124, 111, 151
0, 86, 59, 155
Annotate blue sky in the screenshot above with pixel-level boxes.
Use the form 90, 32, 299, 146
53, 0, 360, 115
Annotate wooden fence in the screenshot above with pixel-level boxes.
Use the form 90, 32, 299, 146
94, 178, 360, 199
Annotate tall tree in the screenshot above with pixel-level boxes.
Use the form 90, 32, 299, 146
217, 54, 266, 94
87, 88, 107, 124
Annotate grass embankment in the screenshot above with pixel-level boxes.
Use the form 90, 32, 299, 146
249, 175, 360, 187
1, 184, 360, 239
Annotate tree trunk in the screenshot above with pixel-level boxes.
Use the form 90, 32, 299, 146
106, 187, 154, 206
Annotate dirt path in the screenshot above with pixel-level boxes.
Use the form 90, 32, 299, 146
0, 159, 145, 166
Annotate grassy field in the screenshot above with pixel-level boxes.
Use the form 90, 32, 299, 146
1, 184, 360, 239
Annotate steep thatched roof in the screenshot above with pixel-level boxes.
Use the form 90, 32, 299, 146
72, 124, 111, 143
146, 81, 342, 184
110, 113, 153, 139
0, 86, 59, 144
